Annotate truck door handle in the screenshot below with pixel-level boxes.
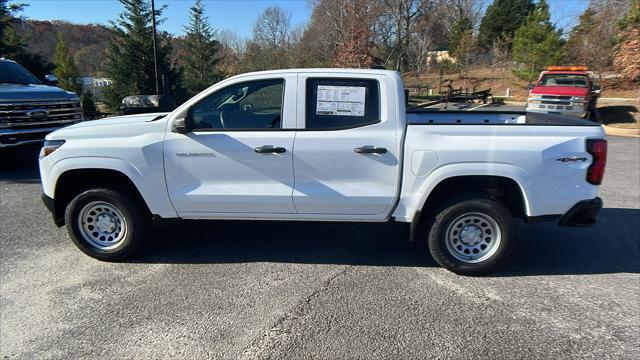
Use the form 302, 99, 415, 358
254, 146, 286, 154
354, 146, 387, 154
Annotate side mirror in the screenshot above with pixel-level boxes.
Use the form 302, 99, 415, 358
173, 117, 189, 134
44, 74, 58, 86
527, 83, 534, 90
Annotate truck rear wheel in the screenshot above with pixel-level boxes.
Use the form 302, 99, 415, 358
64, 187, 150, 261
427, 194, 514, 275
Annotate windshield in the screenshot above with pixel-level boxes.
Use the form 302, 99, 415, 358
539, 74, 588, 88
0, 61, 42, 85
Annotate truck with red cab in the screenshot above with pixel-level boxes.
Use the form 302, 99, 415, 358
526, 66, 601, 120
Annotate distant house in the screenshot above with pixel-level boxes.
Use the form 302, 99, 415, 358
426, 50, 456, 66
81, 77, 112, 100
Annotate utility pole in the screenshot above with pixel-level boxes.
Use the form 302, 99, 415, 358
150, 0, 160, 95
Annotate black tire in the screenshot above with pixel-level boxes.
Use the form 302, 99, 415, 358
427, 193, 514, 276
64, 187, 150, 261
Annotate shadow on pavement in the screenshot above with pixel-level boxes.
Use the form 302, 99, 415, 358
4, 146, 638, 276
134, 208, 640, 277
0, 146, 41, 183
599, 105, 639, 125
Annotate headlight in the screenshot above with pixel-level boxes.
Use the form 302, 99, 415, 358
39, 140, 65, 159
572, 96, 586, 103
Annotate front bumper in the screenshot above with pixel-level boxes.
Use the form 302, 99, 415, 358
0, 122, 78, 148
526, 106, 587, 118
558, 197, 602, 227
42, 193, 64, 227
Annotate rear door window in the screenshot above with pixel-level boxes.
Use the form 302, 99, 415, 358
305, 78, 380, 130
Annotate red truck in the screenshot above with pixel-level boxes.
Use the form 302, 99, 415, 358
526, 66, 601, 121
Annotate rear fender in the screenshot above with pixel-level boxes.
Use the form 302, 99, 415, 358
396, 163, 532, 221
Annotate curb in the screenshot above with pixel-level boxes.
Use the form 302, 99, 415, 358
603, 125, 640, 137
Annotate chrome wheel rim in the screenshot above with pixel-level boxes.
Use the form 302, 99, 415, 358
77, 201, 127, 250
445, 212, 501, 263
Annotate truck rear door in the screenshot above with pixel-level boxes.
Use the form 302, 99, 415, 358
291, 75, 401, 218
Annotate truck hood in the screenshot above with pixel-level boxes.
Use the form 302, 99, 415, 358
530, 86, 589, 97
0, 83, 79, 101
64, 113, 169, 130
46, 112, 169, 140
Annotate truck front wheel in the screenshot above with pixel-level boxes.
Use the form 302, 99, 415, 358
427, 194, 514, 275
64, 187, 150, 261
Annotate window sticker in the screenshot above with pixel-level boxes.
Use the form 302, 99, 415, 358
316, 85, 366, 116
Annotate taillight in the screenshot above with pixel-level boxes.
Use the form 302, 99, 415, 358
586, 139, 607, 185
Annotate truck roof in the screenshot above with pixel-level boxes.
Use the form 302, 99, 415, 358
228, 68, 400, 80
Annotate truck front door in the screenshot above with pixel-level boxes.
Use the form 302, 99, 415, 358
163, 75, 298, 215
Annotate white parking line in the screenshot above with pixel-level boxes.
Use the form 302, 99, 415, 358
467, 103, 490, 111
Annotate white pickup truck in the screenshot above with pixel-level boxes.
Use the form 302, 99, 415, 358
39, 69, 607, 275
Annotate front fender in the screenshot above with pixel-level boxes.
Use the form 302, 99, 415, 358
43, 156, 177, 218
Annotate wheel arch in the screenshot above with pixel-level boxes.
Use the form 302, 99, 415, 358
421, 175, 529, 220
52, 168, 151, 226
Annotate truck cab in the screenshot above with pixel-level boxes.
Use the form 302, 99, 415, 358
526, 66, 601, 120
0, 58, 83, 148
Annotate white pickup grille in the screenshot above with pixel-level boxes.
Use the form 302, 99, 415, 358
0, 100, 82, 126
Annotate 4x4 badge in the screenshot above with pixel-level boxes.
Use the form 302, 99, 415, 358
556, 157, 587, 162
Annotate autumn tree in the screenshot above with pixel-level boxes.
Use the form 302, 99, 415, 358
565, 1, 629, 74
381, 0, 426, 71
217, 29, 245, 77
333, 0, 376, 68
244, 6, 299, 70
53, 34, 83, 94
181, 0, 222, 96
477, 0, 534, 50
406, 18, 434, 93
512, 0, 564, 82
103, 0, 184, 110
490, 33, 512, 84
613, 0, 640, 81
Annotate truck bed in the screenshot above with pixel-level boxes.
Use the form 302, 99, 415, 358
406, 110, 599, 126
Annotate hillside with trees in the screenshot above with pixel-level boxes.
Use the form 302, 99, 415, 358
14, 20, 112, 77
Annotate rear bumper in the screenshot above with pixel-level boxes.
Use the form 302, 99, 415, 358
41, 193, 64, 227
558, 197, 602, 227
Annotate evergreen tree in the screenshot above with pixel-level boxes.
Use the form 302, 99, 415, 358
449, 16, 473, 61
0, 0, 21, 55
512, 0, 564, 82
81, 91, 97, 114
566, 9, 597, 62
181, 0, 222, 97
0, 0, 53, 78
477, 0, 534, 50
104, 0, 184, 110
53, 34, 83, 94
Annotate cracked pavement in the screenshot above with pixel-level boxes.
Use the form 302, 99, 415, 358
1, 135, 639, 359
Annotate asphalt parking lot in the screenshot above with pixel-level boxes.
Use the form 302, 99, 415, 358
1, 136, 639, 359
